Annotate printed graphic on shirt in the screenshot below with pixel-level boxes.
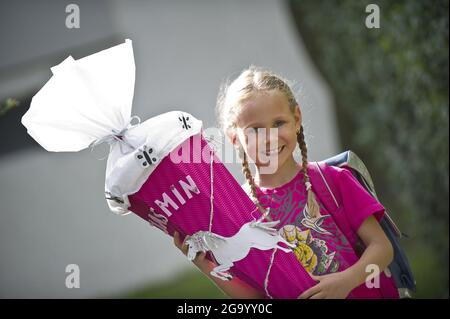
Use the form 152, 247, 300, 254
280, 224, 340, 275
256, 178, 357, 275
299, 204, 332, 235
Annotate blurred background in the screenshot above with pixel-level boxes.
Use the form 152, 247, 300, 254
0, 0, 448, 298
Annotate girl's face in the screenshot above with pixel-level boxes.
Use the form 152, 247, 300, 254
232, 90, 301, 172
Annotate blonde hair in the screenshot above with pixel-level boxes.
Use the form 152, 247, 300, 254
215, 65, 321, 218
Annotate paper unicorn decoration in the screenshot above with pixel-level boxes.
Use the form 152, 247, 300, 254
21, 39, 319, 298
186, 220, 295, 281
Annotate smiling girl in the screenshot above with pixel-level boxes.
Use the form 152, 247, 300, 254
174, 66, 399, 299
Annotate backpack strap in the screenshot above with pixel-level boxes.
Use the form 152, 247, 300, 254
308, 161, 364, 252
307, 161, 340, 213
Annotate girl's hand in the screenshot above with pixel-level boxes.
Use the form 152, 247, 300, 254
173, 231, 211, 271
298, 272, 355, 299
174, 231, 266, 299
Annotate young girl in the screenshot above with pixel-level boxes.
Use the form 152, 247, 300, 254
174, 66, 399, 299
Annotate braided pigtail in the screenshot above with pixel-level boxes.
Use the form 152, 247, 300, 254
239, 146, 272, 221
297, 125, 321, 218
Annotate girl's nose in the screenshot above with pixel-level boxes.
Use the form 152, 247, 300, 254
264, 128, 278, 144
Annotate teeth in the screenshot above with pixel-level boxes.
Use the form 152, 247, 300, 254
264, 146, 283, 155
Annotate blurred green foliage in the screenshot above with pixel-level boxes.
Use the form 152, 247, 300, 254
0, 98, 20, 116
118, 270, 227, 299
289, 0, 449, 298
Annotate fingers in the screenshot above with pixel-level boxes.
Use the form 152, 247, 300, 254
173, 231, 208, 266
173, 231, 186, 252
309, 292, 325, 299
173, 231, 180, 247
193, 252, 206, 263
173, 231, 191, 256
297, 274, 322, 299
173, 231, 184, 250
298, 284, 322, 299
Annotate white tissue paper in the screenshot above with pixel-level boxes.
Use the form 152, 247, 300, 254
21, 39, 202, 215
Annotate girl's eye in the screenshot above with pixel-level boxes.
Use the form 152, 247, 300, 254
274, 120, 285, 127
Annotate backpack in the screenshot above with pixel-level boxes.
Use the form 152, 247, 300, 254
307, 150, 416, 298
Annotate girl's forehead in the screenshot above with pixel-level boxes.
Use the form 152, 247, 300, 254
236, 90, 291, 128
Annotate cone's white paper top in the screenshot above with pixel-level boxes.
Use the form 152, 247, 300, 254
21, 39, 203, 215
22, 39, 135, 152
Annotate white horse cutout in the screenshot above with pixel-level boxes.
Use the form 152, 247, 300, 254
185, 220, 295, 281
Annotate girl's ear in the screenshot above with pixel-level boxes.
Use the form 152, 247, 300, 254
225, 127, 238, 147
231, 133, 237, 146
295, 105, 302, 129
234, 128, 248, 150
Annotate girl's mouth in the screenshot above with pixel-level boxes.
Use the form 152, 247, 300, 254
263, 145, 285, 156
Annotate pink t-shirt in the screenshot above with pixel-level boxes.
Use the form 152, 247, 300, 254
243, 164, 399, 299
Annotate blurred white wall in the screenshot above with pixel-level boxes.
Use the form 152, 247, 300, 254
0, 0, 340, 298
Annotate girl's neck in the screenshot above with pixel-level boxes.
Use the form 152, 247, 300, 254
254, 155, 301, 189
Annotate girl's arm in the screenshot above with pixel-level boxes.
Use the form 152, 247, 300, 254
342, 214, 394, 288
195, 256, 266, 299
173, 231, 265, 299
299, 215, 394, 299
